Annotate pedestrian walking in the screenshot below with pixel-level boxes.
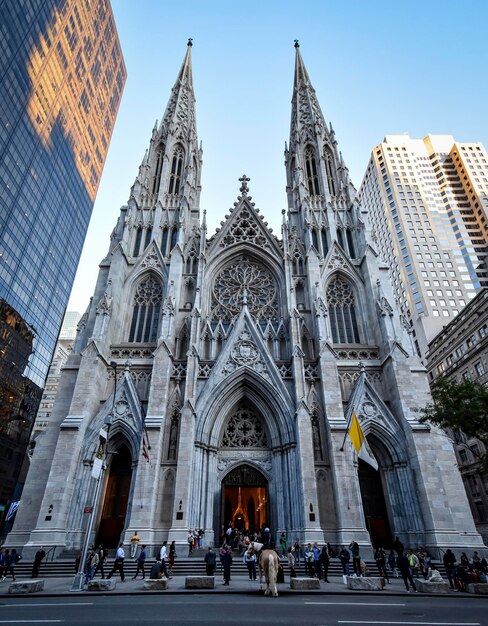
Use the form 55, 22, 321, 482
132, 544, 147, 579
3, 549, 19, 581
204, 546, 217, 576
288, 547, 296, 578
31, 547, 46, 578
397, 551, 417, 592
159, 541, 171, 578
107, 542, 125, 582
93, 544, 108, 579
168, 540, 177, 575
84, 546, 99, 584
0, 548, 7, 581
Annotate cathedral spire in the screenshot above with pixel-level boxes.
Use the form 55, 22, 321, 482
159, 38, 196, 140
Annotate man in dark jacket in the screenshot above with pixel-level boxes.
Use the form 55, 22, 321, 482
132, 545, 147, 579
222, 546, 232, 585
204, 547, 217, 576
443, 549, 457, 589
397, 551, 417, 592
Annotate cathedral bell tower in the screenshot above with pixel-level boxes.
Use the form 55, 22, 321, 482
286, 41, 361, 262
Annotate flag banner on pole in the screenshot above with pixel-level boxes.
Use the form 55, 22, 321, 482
348, 411, 378, 470
142, 428, 151, 464
6, 501, 20, 521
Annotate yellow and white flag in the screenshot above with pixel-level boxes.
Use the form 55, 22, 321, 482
348, 412, 378, 470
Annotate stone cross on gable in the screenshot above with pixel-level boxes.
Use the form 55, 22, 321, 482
239, 174, 250, 194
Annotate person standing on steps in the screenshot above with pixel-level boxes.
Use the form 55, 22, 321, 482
130, 531, 140, 558
279, 532, 287, 559
320, 544, 330, 582
349, 541, 361, 576
243, 549, 257, 580
107, 542, 125, 582
132, 544, 147, 579
31, 547, 46, 578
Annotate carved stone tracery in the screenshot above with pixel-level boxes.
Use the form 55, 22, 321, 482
221, 407, 268, 449
211, 257, 278, 321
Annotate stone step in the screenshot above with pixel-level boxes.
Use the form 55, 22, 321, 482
9, 558, 446, 579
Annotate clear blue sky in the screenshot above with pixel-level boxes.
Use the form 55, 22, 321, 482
68, 0, 488, 312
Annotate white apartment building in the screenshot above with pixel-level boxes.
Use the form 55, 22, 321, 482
359, 134, 488, 358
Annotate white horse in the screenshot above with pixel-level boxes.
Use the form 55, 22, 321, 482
246, 540, 279, 597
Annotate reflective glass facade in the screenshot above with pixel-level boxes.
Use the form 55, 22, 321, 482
0, 0, 126, 522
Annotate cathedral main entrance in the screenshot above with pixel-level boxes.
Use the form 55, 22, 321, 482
96, 445, 132, 548
221, 464, 269, 536
358, 459, 392, 548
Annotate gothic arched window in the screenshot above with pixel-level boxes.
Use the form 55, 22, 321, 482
161, 227, 169, 256
168, 145, 184, 195
321, 228, 329, 257
346, 228, 356, 258
324, 148, 336, 196
152, 145, 164, 195
305, 147, 320, 196
133, 226, 143, 257
337, 228, 345, 250
128, 275, 163, 342
326, 276, 360, 344
312, 228, 319, 250
144, 227, 152, 250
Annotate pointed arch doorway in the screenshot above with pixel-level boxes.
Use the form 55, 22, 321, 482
358, 458, 392, 548
96, 445, 133, 548
221, 464, 269, 536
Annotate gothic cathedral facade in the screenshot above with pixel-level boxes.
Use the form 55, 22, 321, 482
10, 42, 484, 557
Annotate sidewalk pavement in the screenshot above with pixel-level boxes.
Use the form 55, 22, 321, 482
0, 574, 475, 598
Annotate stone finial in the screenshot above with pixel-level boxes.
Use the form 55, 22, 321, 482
294, 40, 300, 48
187, 38, 193, 47
239, 174, 250, 194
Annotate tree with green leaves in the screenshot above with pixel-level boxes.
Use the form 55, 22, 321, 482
420, 378, 488, 467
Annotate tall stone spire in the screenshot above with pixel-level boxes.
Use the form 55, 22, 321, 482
126, 39, 202, 260
159, 38, 197, 142
286, 42, 358, 260
290, 40, 327, 149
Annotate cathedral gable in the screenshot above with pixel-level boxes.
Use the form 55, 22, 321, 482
206, 177, 282, 261
322, 241, 361, 280
128, 240, 167, 281
199, 307, 293, 406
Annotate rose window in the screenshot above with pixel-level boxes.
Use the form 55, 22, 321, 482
221, 408, 268, 448
211, 256, 278, 321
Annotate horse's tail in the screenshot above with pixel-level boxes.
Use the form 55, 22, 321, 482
268, 553, 276, 582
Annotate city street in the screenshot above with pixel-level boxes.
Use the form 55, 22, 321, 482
0, 595, 486, 626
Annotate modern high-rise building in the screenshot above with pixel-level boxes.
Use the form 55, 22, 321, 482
358, 134, 488, 358
9, 43, 483, 558
0, 0, 126, 531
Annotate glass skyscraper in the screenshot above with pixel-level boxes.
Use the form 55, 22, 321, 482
0, 0, 126, 528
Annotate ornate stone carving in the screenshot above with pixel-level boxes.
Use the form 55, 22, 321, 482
110, 346, 155, 359
223, 330, 268, 376
336, 348, 380, 360
141, 248, 161, 270
221, 407, 268, 448
327, 251, 348, 271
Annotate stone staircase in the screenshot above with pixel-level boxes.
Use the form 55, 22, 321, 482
10, 550, 446, 580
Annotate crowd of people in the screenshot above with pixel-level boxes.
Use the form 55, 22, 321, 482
3, 528, 488, 592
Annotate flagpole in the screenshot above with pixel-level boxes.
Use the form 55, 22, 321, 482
339, 412, 353, 451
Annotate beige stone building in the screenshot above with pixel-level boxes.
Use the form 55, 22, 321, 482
427, 288, 488, 543
8, 43, 485, 558
358, 135, 488, 359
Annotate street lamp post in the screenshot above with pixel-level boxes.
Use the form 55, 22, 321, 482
70, 361, 117, 591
